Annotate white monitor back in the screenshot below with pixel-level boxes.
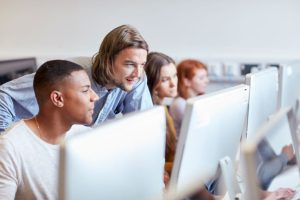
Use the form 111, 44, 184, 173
245, 67, 279, 139
59, 106, 166, 200
278, 62, 300, 118
170, 84, 249, 192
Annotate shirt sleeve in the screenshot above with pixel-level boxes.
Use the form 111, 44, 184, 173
122, 74, 153, 113
0, 73, 37, 133
0, 138, 19, 199
0, 92, 15, 133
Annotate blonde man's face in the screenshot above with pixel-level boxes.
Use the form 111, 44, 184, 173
111, 47, 147, 91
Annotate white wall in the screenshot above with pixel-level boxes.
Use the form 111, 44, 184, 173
1, 0, 300, 64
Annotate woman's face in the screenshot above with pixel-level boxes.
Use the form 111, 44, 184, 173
188, 68, 209, 96
154, 63, 178, 99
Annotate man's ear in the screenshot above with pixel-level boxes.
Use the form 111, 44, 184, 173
50, 91, 64, 107
183, 78, 191, 87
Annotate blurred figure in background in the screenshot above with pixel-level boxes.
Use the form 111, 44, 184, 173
170, 59, 209, 136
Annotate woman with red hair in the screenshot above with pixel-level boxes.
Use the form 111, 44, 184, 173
170, 59, 209, 135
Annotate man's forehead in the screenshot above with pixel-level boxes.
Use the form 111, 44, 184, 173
60, 70, 90, 85
116, 48, 147, 63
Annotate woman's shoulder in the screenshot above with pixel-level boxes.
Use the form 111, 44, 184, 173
171, 97, 186, 108
169, 97, 187, 117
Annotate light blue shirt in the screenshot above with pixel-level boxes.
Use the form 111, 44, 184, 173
0, 61, 153, 132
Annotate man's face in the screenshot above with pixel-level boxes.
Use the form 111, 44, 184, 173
60, 70, 99, 125
111, 47, 147, 91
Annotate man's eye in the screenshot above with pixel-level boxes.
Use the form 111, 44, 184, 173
126, 64, 134, 67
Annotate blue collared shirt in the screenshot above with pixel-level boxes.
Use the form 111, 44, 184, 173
0, 60, 153, 132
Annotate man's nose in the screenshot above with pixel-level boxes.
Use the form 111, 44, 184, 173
90, 89, 99, 102
133, 65, 143, 77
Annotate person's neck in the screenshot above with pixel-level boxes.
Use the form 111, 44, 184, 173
153, 96, 164, 105
187, 89, 198, 98
33, 113, 71, 145
105, 83, 116, 91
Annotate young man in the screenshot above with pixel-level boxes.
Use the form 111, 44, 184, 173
0, 60, 99, 199
0, 24, 153, 132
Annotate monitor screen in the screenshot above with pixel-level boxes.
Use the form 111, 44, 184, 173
278, 62, 300, 117
59, 106, 166, 200
245, 67, 279, 139
241, 107, 300, 200
0, 57, 36, 85
170, 84, 249, 194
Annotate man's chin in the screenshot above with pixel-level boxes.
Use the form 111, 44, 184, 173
121, 85, 133, 92
117, 83, 134, 92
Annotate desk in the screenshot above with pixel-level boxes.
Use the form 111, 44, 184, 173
268, 165, 300, 190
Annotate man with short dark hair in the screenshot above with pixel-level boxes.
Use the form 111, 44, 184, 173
0, 60, 99, 199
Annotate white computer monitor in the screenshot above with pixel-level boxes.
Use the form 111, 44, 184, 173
164, 177, 208, 200
59, 106, 166, 200
278, 62, 300, 120
241, 107, 300, 200
170, 84, 249, 197
245, 67, 279, 139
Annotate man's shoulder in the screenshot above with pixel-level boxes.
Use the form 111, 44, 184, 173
1, 121, 28, 140
66, 124, 92, 138
0, 121, 29, 154
133, 74, 148, 90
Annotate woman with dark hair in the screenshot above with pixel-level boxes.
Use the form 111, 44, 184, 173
144, 52, 177, 177
170, 59, 209, 136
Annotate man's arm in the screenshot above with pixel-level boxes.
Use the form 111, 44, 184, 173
0, 73, 37, 133
0, 92, 15, 132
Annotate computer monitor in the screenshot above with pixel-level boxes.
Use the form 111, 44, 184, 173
164, 177, 208, 200
278, 62, 300, 120
241, 107, 300, 200
245, 67, 279, 139
59, 106, 166, 200
0, 57, 36, 85
170, 84, 249, 197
